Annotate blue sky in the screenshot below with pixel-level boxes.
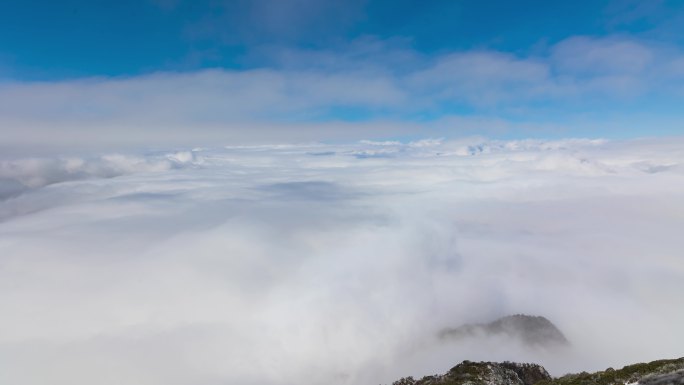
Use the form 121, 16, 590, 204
2, 0, 681, 78
1, 0, 684, 150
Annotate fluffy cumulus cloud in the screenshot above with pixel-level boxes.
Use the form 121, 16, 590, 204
1, 137, 683, 385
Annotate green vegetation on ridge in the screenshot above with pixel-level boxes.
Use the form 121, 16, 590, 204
539, 358, 684, 385
391, 358, 684, 385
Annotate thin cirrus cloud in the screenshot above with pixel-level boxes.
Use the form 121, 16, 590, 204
1, 137, 683, 385
2, 35, 684, 152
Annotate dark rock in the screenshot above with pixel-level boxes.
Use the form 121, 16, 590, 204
640, 370, 684, 385
500, 362, 552, 385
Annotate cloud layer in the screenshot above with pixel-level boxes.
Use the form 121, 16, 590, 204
1, 137, 683, 385
2, 35, 684, 151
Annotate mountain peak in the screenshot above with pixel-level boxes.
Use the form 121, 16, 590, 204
439, 314, 569, 347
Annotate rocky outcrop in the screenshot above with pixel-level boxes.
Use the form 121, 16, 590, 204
391, 360, 551, 385
439, 314, 569, 347
640, 370, 684, 385
500, 362, 553, 385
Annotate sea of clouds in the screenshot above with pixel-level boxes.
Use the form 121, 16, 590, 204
1, 137, 683, 385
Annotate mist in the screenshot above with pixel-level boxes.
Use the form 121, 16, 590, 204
1, 137, 683, 384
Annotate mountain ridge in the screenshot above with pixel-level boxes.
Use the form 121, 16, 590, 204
390, 357, 684, 385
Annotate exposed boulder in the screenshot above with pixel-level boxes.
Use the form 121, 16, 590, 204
500, 362, 553, 385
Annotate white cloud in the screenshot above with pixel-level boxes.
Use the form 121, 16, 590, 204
2, 35, 684, 151
551, 36, 654, 76
1, 137, 683, 384
410, 51, 552, 106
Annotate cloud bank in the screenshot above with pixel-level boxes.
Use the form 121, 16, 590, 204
3, 35, 684, 152
1, 137, 683, 385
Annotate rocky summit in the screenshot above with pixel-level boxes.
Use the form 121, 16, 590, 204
391, 358, 684, 385
439, 314, 569, 347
